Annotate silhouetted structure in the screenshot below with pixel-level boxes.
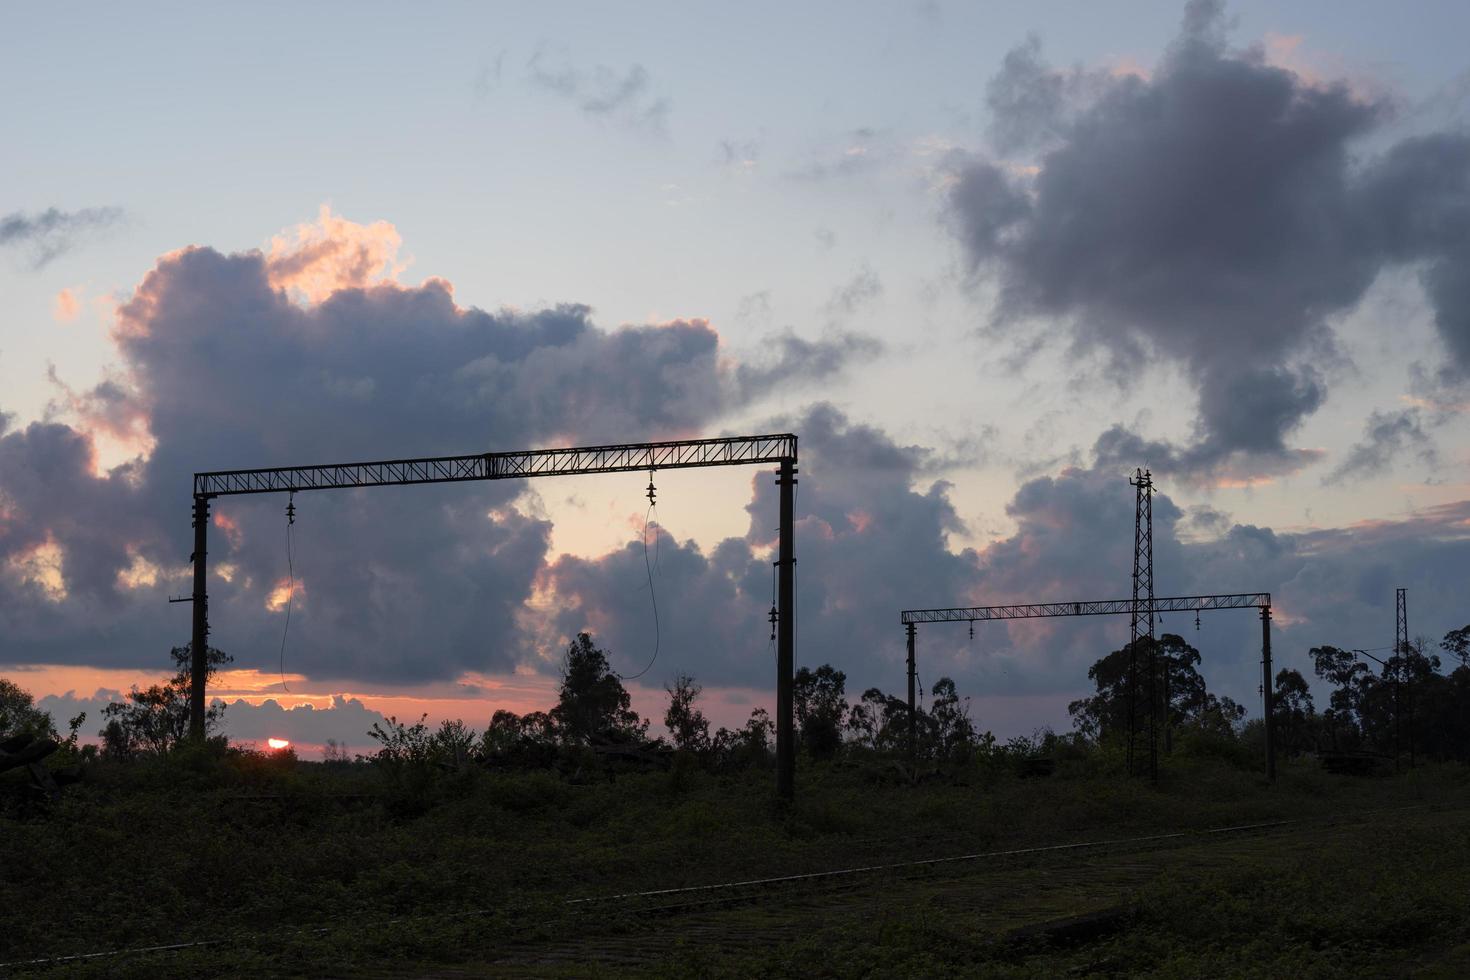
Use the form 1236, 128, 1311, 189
1128, 468, 1157, 779
900, 592, 1277, 781
184, 434, 801, 799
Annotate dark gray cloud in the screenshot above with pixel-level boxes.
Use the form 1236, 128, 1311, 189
527, 52, 669, 136
735, 330, 883, 398
0, 235, 870, 684
0, 207, 124, 269
950, 0, 1470, 482
1325, 407, 1438, 484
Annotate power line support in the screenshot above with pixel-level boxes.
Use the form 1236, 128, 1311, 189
900, 591, 1274, 781
1128, 468, 1156, 780
188, 494, 212, 740
185, 433, 800, 798
905, 621, 918, 766
1261, 604, 1275, 783
1396, 587, 1413, 767
775, 458, 797, 802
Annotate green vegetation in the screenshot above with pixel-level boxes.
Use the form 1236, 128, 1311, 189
4, 629, 1470, 977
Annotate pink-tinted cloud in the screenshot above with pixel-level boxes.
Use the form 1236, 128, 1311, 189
52, 287, 81, 323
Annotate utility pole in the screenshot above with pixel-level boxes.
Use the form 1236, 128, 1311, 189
775, 458, 797, 802
1395, 588, 1414, 767
1261, 604, 1275, 782
189, 494, 212, 740
906, 621, 917, 766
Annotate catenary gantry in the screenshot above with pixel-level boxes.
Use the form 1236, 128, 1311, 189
900, 592, 1276, 781
186, 433, 801, 799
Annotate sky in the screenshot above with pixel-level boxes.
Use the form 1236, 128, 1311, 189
3, 0, 1469, 754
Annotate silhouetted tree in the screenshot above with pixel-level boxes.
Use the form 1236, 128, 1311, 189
0, 678, 56, 739
794, 664, 847, 759
550, 633, 645, 745
100, 644, 232, 757
1070, 635, 1219, 745
1309, 644, 1371, 750
929, 677, 978, 760
710, 707, 773, 768
847, 686, 911, 753
663, 673, 710, 753
1272, 668, 1315, 757
1441, 625, 1470, 669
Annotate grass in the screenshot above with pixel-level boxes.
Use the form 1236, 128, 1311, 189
3, 749, 1468, 977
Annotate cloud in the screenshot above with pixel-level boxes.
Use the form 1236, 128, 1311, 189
53, 288, 82, 324
948, 0, 1470, 482
527, 52, 670, 136
0, 211, 875, 685
718, 138, 760, 174
265, 205, 405, 303
825, 266, 884, 320
734, 330, 883, 398
1325, 407, 1438, 484
0, 207, 124, 269
787, 128, 890, 182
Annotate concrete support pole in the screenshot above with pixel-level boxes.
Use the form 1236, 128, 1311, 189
906, 622, 917, 764
775, 459, 797, 802
1261, 604, 1275, 782
189, 494, 211, 740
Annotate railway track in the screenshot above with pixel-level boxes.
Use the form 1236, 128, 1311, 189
7, 801, 1462, 973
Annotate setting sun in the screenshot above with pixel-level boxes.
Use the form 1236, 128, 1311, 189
266, 738, 291, 751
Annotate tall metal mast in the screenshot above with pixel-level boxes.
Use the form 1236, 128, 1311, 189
1128, 468, 1156, 779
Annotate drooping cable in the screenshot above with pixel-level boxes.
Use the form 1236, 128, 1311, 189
278, 493, 296, 693
619, 475, 661, 682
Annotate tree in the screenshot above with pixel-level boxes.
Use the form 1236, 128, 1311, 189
929, 677, 978, 760
793, 664, 848, 759
711, 707, 774, 768
100, 644, 233, 757
846, 687, 911, 753
1309, 644, 1371, 750
0, 678, 56, 739
550, 633, 645, 745
1272, 668, 1315, 757
1441, 625, 1470, 669
664, 674, 710, 753
1070, 635, 1212, 745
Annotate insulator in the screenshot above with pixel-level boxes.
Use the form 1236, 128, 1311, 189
646, 470, 657, 504
286, 491, 296, 525
768, 604, 778, 641
969, 621, 974, 642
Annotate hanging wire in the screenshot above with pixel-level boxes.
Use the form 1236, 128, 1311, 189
619, 473, 661, 681
278, 493, 296, 693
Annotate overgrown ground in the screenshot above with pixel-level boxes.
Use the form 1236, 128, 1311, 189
4, 751, 1469, 977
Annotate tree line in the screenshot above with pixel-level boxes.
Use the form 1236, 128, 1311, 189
5, 620, 1470, 792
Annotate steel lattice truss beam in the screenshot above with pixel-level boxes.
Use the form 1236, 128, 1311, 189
194, 434, 798, 497
900, 592, 1271, 625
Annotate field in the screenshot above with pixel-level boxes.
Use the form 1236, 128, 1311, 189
5, 750, 1470, 978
